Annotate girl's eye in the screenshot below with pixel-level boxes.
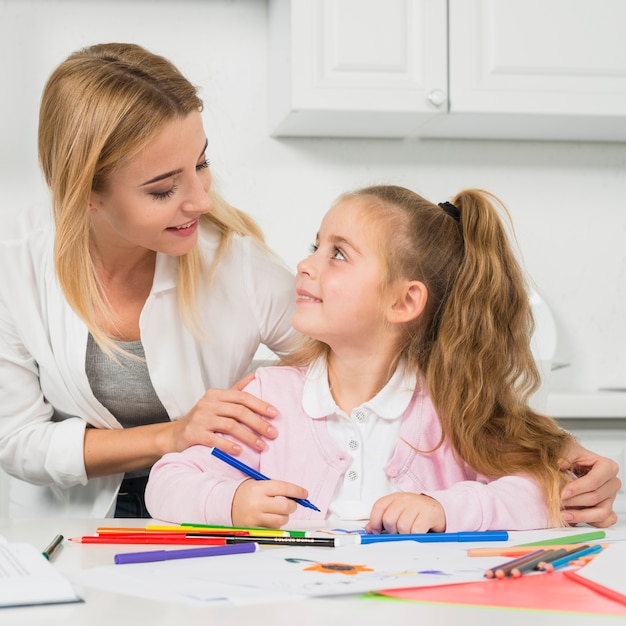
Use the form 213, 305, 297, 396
150, 185, 178, 200
332, 247, 346, 261
196, 159, 210, 171
308, 243, 318, 254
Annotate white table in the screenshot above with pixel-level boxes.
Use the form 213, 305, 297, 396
1, 518, 624, 626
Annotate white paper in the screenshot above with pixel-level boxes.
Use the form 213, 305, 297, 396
0, 536, 81, 608
570, 542, 626, 599
69, 541, 502, 607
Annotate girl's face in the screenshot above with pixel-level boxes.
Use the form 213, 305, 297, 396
294, 199, 394, 355
88, 110, 212, 258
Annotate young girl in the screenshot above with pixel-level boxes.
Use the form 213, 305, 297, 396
146, 186, 584, 532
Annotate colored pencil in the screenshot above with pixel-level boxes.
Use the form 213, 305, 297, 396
484, 549, 546, 579
544, 544, 603, 572
534, 548, 570, 570
510, 549, 561, 577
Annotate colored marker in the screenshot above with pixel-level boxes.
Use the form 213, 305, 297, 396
69, 535, 227, 545
181, 523, 307, 538
519, 530, 606, 547
42, 534, 64, 561
97, 526, 249, 536
114, 542, 259, 565
357, 531, 509, 545
210, 447, 320, 512
225, 535, 339, 547
468, 543, 608, 557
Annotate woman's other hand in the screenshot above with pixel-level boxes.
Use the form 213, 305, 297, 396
560, 442, 621, 527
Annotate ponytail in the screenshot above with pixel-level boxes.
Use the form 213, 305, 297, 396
427, 190, 570, 525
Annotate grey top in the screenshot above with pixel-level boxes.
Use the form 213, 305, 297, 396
86, 334, 170, 479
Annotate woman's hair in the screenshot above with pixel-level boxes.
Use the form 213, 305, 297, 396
38, 42, 263, 352
284, 185, 571, 525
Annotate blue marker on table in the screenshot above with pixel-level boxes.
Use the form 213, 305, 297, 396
210, 447, 321, 512
356, 531, 509, 544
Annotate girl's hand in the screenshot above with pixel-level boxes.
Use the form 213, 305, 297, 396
168, 374, 279, 455
365, 493, 446, 534
231, 479, 308, 528
560, 443, 621, 528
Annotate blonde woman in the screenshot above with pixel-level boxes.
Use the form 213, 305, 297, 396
0, 44, 619, 523
0, 43, 296, 517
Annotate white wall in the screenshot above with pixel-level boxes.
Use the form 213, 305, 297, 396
1, 0, 625, 393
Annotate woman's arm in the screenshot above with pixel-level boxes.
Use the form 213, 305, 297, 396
560, 441, 621, 528
84, 380, 278, 478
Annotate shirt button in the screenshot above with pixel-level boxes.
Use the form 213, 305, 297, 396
348, 439, 359, 451
355, 410, 366, 423
347, 470, 358, 481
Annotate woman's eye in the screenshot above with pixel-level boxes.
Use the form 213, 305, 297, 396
196, 159, 210, 171
332, 247, 346, 261
150, 185, 177, 200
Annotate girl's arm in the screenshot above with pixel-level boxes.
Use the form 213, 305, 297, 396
145, 444, 250, 525
368, 474, 550, 534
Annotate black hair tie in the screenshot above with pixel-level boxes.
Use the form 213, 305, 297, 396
438, 201, 461, 222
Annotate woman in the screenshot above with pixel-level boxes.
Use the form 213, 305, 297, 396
0, 43, 295, 517
0, 43, 620, 523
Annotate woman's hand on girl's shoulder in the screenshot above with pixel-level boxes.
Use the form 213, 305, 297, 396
166, 377, 279, 456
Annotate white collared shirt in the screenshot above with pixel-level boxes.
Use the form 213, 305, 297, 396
301, 358, 417, 520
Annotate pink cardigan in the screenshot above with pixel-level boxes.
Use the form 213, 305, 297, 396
145, 366, 550, 531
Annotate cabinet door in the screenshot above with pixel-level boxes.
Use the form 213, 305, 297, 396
422, 0, 626, 140
269, 0, 448, 137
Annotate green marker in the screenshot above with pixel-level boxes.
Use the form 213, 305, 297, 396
518, 530, 606, 547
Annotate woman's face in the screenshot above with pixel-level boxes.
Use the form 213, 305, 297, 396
88, 110, 212, 258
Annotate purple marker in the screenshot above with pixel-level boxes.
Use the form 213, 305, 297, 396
114, 541, 259, 564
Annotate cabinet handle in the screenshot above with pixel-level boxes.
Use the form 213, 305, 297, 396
427, 89, 447, 108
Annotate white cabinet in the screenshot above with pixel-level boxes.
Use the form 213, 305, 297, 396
268, 0, 448, 137
268, 0, 626, 141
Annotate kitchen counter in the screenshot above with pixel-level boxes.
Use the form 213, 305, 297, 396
547, 391, 626, 419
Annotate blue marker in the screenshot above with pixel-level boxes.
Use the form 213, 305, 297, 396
210, 447, 320, 512
356, 531, 509, 544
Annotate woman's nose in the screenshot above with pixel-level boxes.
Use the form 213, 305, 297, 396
182, 172, 213, 214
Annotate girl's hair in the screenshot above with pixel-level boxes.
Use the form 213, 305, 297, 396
38, 42, 264, 352
285, 185, 571, 525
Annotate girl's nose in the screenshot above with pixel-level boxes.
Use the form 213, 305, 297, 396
297, 255, 314, 277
